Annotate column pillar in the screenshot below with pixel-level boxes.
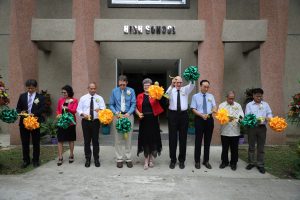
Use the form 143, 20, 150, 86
8, 0, 38, 145
198, 0, 226, 144
260, 0, 289, 144
72, 0, 100, 141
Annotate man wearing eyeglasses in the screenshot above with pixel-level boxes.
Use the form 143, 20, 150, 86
218, 91, 244, 171
190, 80, 217, 169
165, 76, 195, 169
109, 75, 136, 168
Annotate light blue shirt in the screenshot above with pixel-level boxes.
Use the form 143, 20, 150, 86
245, 101, 273, 124
109, 87, 136, 115
190, 92, 216, 114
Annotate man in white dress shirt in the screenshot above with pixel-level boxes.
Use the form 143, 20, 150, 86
218, 91, 244, 171
77, 82, 106, 168
166, 76, 195, 169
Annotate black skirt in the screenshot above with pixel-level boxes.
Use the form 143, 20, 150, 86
57, 125, 76, 142
137, 113, 162, 157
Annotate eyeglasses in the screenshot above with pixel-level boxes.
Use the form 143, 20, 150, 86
119, 84, 126, 86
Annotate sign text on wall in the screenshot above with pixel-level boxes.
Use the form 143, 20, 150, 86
123, 25, 176, 35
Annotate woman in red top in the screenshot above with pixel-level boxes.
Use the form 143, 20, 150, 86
56, 85, 78, 166
136, 78, 164, 170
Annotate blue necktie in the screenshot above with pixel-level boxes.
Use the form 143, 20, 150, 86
203, 94, 207, 114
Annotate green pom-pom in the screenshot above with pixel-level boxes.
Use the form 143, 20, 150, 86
56, 112, 76, 129
183, 66, 200, 83
0, 107, 18, 123
241, 114, 258, 128
116, 117, 131, 134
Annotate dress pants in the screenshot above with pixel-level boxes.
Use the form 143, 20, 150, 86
168, 110, 188, 163
20, 126, 40, 163
194, 115, 214, 163
247, 125, 266, 167
81, 119, 100, 160
112, 115, 134, 162
221, 135, 239, 165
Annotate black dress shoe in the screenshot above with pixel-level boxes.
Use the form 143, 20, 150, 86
169, 162, 176, 169
230, 164, 237, 171
179, 162, 185, 169
95, 160, 100, 167
117, 162, 123, 168
126, 161, 133, 168
21, 162, 30, 168
245, 164, 255, 170
257, 166, 265, 174
219, 162, 228, 169
33, 161, 40, 168
85, 160, 91, 168
203, 162, 212, 169
195, 162, 201, 169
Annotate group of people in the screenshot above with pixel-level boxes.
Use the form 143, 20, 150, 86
16, 75, 272, 174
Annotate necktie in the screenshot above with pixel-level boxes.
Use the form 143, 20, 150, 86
121, 90, 125, 112
177, 90, 181, 112
90, 96, 94, 120
203, 94, 207, 114
28, 94, 33, 114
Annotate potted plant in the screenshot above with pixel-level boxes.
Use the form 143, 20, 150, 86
40, 118, 58, 144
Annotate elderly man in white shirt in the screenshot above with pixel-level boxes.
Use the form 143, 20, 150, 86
218, 91, 244, 171
165, 76, 195, 169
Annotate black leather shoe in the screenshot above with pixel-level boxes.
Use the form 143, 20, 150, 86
95, 159, 100, 167
85, 160, 91, 168
203, 162, 212, 169
257, 166, 265, 174
169, 162, 176, 169
230, 164, 237, 171
33, 161, 40, 168
179, 162, 185, 169
117, 162, 123, 168
219, 162, 228, 169
245, 164, 255, 170
21, 162, 30, 168
195, 162, 201, 169
126, 161, 133, 168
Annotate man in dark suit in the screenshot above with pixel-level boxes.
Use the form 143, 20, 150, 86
16, 79, 45, 168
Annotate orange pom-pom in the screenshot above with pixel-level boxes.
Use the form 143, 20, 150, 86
216, 108, 230, 125
148, 85, 164, 100
269, 116, 288, 132
23, 116, 40, 130
98, 109, 114, 125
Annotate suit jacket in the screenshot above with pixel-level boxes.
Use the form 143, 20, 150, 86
136, 93, 164, 116
56, 97, 78, 122
16, 92, 45, 127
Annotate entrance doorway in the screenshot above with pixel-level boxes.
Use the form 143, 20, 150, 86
116, 59, 180, 133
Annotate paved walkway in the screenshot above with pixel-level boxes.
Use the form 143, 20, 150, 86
0, 146, 299, 200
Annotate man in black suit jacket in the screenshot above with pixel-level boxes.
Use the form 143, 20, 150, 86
16, 79, 45, 168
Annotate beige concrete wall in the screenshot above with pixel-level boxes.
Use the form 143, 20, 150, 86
99, 42, 198, 102
224, 0, 260, 106
284, 0, 300, 142
0, 0, 10, 134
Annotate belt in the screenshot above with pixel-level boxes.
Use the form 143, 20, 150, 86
82, 119, 99, 122
169, 109, 187, 113
120, 112, 127, 114
258, 124, 266, 127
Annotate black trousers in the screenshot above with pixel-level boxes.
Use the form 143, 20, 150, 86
194, 115, 214, 163
19, 126, 40, 163
221, 135, 239, 165
168, 110, 188, 163
82, 119, 100, 160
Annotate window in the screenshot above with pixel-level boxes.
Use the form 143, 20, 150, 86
108, 0, 189, 8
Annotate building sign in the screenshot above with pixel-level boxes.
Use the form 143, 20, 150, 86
123, 25, 176, 35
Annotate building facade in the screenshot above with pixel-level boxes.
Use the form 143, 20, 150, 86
0, 0, 299, 145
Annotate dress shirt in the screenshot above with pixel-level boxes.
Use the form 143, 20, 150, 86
77, 93, 105, 119
218, 101, 244, 137
27, 92, 36, 114
190, 92, 216, 114
245, 100, 273, 124
165, 82, 195, 111
109, 87, 136, 115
